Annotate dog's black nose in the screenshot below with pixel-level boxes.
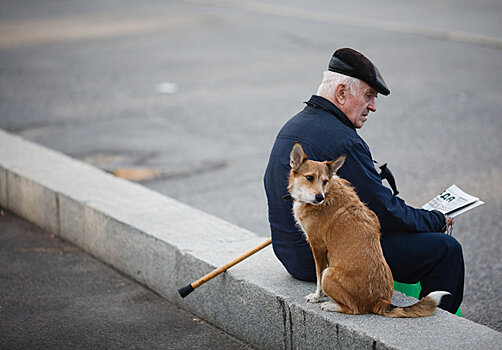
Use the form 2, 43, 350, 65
315, 193, 324, 203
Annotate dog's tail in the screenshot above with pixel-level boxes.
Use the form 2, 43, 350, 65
373, 291, 450, 318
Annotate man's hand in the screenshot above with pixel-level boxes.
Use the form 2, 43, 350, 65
444, 215, 454, 234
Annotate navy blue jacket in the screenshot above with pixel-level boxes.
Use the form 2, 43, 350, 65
264, 95, 446, 281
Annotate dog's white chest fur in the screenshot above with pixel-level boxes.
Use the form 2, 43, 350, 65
292, 201, 309, 240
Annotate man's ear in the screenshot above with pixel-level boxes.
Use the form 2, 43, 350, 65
334, 83, 347, 105
327, 155, 346, 177
290, 143, 307, 171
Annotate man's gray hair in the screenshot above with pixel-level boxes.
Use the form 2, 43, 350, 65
316, 71, 361, 98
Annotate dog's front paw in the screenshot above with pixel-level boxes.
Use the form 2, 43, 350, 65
305, 292, 321, 303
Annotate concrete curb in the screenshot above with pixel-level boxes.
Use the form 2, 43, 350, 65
1, 128, 501, 350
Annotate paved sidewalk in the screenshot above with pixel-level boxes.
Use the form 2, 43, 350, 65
0, 210, 254, 350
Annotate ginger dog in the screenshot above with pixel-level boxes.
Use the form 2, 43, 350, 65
288, 143, 447, 317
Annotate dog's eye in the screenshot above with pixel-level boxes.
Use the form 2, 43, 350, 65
323, 180, 329, 186
306, 175, 314, 182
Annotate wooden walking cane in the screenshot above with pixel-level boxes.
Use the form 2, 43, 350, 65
178, 237, 272, 298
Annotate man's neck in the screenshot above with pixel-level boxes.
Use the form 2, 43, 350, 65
319, 93, 339, 109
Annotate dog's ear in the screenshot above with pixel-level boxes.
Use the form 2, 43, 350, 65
327, 155, 346, 177
290, 143, 307, 171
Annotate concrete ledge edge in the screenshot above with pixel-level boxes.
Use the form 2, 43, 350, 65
1, 128, 501, 350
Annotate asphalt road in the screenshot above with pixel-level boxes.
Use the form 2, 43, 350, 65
1, 0, 501, 332
0, 210, 255, 350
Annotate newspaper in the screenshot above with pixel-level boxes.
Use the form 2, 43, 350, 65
422, 184, 484, 218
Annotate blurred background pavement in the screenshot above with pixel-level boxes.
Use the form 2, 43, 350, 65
1, 0, 501, 332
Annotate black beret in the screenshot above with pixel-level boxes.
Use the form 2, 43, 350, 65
328, 48, 390, 96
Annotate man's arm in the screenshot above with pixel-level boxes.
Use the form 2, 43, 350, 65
338, 139, 446, 233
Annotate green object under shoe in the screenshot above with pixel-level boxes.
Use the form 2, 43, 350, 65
393, 281, 462, 317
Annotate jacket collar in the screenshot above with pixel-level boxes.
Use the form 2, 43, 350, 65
305, 95, 355, 130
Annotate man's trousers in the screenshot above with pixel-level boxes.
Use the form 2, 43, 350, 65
380, 231, 464, 314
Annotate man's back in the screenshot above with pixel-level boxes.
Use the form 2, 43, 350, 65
264, 95, 361, 281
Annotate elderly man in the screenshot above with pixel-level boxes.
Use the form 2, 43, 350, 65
264, 48, 464, 314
